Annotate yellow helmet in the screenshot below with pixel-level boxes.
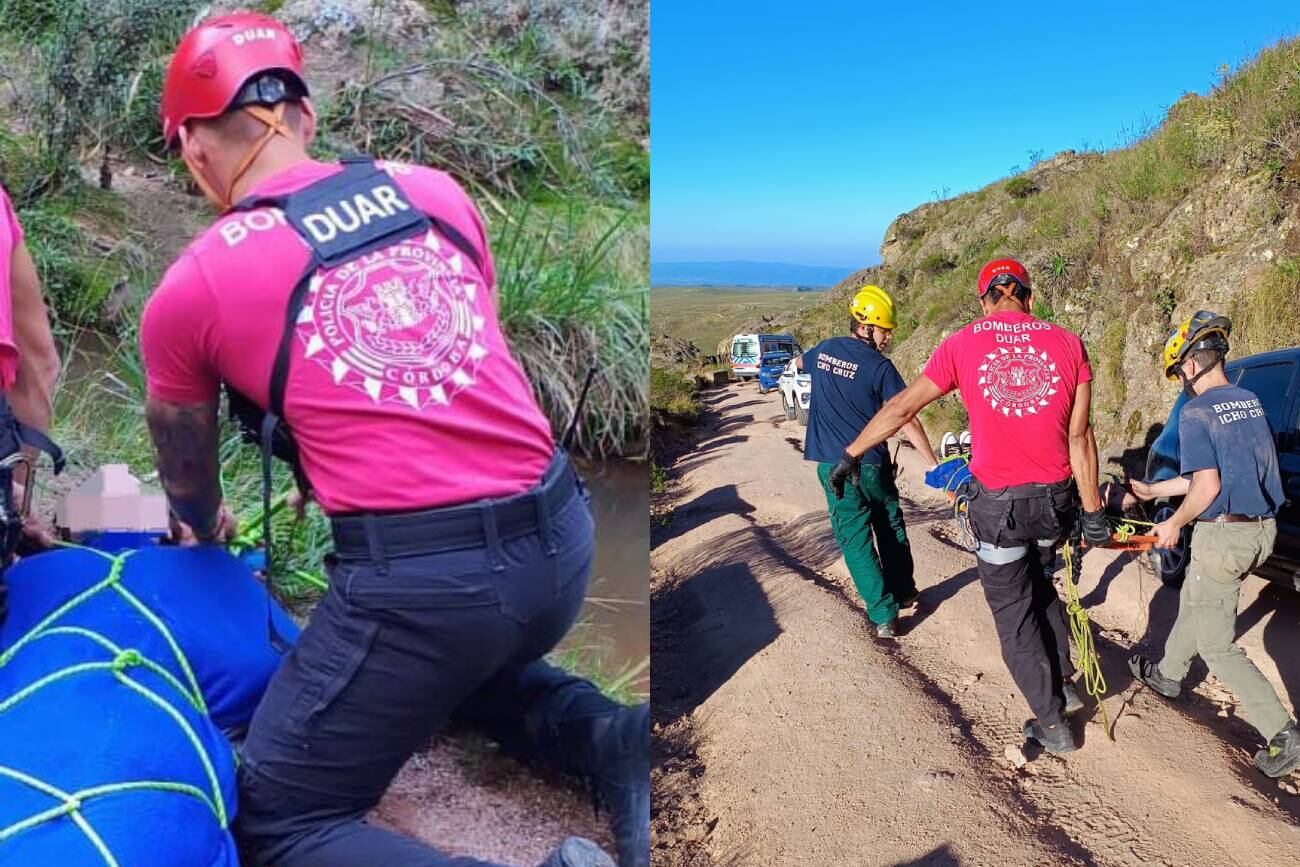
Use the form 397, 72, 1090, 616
1162, 310, 1231, 381
849, 284, 896, 330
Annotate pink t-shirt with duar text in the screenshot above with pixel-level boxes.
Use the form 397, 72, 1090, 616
140, 159, 554, 514
922, 311, 1092, 488
0, 187, 24, 389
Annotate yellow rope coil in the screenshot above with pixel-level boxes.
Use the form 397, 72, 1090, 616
1063, 542, 1113, 741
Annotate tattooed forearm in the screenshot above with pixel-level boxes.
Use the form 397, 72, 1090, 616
145, 398, 223, 536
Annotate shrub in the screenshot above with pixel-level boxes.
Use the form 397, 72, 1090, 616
918, 251, 957, 274
1005, 177, 1038, 199
650, 367, 699, 422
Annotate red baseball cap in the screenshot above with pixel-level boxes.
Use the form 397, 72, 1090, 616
160, 12, 308, 147
977, 258, 1031, 297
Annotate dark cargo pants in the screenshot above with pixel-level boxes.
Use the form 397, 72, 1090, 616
967, 479, 1077, 729
236, 461, 617, 867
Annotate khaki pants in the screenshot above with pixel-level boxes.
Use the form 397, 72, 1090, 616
1158, 519, 1292, 740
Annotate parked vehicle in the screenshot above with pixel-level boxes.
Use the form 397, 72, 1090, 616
731, 333, 797, 381
777, 359, 811, 425
1144, 347, 1300, 590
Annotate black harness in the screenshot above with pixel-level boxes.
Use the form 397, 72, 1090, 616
223, 157, 483, 634
0, 395, 64, 567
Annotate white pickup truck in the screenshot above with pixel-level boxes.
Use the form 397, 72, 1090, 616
777, 359, 811, 426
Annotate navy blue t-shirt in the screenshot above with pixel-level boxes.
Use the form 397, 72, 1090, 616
802, 336, 906, 464
1178, 384, 1284, 519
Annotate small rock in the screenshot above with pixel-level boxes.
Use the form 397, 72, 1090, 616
1004, 745, 1028, 769
961, 672, 982, 688
1279, 780, 1299, 796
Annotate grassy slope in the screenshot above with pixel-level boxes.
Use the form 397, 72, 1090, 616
780, 38, 1300, 453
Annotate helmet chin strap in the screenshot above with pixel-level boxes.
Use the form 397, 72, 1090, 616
183, 102, 294, 211
855, 323, 878, 351
1177, 352, 1223, 397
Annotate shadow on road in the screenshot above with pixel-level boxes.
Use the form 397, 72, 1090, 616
888, 844, 961, 866
653, 484, 756, 547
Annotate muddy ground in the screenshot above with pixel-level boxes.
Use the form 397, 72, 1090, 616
651, 382, 1300, 867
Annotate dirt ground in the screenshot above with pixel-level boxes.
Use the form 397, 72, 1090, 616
651, 382, 1300, 867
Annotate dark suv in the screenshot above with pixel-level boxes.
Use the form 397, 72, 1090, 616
1145, 347, 1300, 590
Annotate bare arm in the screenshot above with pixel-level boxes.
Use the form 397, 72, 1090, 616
8, 244, 59, 443
1067, 380, 1102, 512
1131, 475, 1191, 501
145, 397, 226, 539
794, 354, 804, 371
900, 416, 939, 467
845, 377, 946, 460
1165, 468, 1219, 530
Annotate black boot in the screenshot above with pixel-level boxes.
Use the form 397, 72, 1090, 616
1062, 681, 1084, 714
1024, 718, 1077, 755
1253, 723, 1300, 779
1128, 654, 1181, 698
537, 837, 616, 867
589, 702, 650, 867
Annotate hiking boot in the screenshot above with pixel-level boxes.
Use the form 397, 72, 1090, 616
875, 618, 898, 640
1062, 681, 1084, 715
538, 838, 616, 867
1253, 723, 1300, 779
1128, 654, 1181, 698
591, 702, 650, 867
1024, 718, 1077, 755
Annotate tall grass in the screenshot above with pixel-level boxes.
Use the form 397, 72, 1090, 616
0, 0, 198, 198
495, 200, 648, 458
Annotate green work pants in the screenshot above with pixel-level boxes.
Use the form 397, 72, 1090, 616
817, 461, 916, 625
1158, 519, 1291, 741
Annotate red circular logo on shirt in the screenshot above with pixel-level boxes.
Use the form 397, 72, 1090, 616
296, 230, 488, 409
977, 346, 1061, 417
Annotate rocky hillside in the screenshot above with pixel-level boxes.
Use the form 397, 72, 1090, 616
785, 38, 1300, 461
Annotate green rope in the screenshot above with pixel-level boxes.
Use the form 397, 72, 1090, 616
30, 629, 201, 714
0, 544, 234, 852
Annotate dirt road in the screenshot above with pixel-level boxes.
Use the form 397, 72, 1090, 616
652, 383, 1300, 867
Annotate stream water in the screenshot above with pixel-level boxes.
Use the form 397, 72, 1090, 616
569, 459, 650, 694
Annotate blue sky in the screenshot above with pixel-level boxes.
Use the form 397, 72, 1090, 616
651, 2, 1300, 268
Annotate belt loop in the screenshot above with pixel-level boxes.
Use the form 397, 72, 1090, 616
364, 514, 389, 576
481, 502, 506, 573
536, 486, 558, 557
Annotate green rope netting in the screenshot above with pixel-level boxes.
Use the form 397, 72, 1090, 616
0, 545, 232, 866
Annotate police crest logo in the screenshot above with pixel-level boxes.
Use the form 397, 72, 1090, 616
298, 231, 489, 410
978, 345, 1061, 417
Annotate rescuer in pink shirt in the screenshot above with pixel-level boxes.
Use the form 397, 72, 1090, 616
141, 13, 645, 867
0, 183, 64, 598
828, 258, 1109, 757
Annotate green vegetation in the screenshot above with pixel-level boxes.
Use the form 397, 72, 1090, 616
1232, 256, 1300, 358
918, 250, 957, 274
2, 0, 648, 692
651, 286, 825, 353
784, 37, 1300, 450
1004, 177, 1038, 199
650, 367, 701, 423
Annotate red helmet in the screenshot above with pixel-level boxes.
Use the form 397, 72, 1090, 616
976, 258, 1031, 297
160, 12, 307, 146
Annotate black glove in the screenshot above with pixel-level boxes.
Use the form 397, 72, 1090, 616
1080, 508, 1112, 547
828, 451, 861, 500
